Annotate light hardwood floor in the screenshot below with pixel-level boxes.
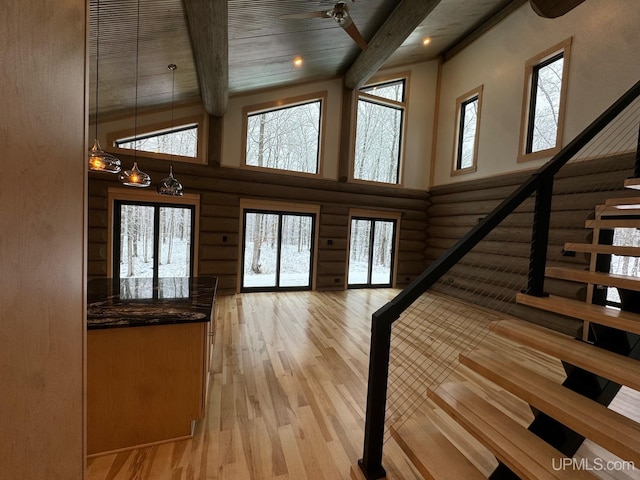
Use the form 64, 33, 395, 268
86, 290, 640, 480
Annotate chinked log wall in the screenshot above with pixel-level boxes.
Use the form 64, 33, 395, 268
426, 153, 637, 335
88, 156, 430, 295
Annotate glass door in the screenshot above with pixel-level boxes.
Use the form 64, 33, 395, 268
241, 210, 315, 291
348, 217, 397, 288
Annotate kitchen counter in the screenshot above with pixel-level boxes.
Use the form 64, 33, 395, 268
86, 276, 217, 455
87, 276, 217, 329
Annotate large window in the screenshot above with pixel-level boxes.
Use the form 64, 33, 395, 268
243, 93, 324, 175
518, 39, 571, 162
241, 209, 316, 291
354, 78, 406, 184
452, 86, 482, 175
113, 200, 195, 295
348, 216, 397, 288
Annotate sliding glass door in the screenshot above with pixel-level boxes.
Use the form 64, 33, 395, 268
348, 217, 397, 288
241, 210, 315, 291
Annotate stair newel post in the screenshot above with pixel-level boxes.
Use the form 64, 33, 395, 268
358, 311, 394, 480
526, 175, 554, 297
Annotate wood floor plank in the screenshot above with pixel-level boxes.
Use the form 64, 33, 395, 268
85, 290, 640, 480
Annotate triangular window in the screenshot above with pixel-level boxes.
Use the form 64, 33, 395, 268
114, 123, 198, 159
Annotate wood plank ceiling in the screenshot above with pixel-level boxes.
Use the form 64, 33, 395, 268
89, 0, 534, 119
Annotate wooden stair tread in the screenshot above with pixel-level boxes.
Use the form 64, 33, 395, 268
564, 242, 640, 257
390, 416, 486, 480
545, 266, 640, 292
604, 196, 640, 207
429, 382, 599, 480
516, 293, 640, 334
585, 218, 640, 229
490, 319, 640, 391
460, 348, 640, 465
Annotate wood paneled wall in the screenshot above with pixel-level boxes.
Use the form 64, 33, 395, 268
89, 157, 429, 294
1, 1, 87, 478
426, 153, 637, 334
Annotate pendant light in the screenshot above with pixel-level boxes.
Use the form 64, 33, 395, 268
157, 64, 184, 196
119, 0, 151, 188
88, 0, 121, 173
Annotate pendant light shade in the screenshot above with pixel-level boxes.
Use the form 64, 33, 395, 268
89, 139, 122, 173
158, 64, 184, 196
88, 0, 121, 173
157, 165, 183, 196
120, 0, 151, 188
119, 161, 152, 187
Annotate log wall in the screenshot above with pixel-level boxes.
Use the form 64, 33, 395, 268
426, 153, 638, 334
88, 156, 429, 295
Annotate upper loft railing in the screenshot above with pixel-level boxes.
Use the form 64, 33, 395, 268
358, 79, 640, 480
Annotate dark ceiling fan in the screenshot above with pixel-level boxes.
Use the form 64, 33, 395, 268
282, 0, 368, 50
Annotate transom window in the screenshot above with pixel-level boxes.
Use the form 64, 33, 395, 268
115, 124, 198, 158
518, 39, 571, 162
108, 114, 206, 164
243, 94, 324, 175
452, 86, 482, 175
354, 78, 406, 184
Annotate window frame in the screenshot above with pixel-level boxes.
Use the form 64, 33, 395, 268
451, 86, 483, 176
241, 91, 327, 177
352, 73, 409, 186
107, 188, 200, 279
346, 208, 401, 289
238, 199, 321, 293
517, 38, 572, 163
107, 114, 207, 165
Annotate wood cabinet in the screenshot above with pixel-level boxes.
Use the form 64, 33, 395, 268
87, 319, 212, 455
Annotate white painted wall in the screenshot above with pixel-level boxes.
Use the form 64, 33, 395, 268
221, 61, 439, 189
432, 0, 640, 186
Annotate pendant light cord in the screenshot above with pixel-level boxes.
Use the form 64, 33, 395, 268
94, 0, 101, 141
168, 63, 177, 162
134, 0, 140, 161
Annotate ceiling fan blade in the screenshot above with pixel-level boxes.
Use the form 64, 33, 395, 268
281, 10, 330, 20
341, 17, 367, 50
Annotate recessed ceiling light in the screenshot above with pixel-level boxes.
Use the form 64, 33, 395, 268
294, 56, 303, 67
423, 37, 431, 46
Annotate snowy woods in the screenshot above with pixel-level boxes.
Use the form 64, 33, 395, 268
118, 204, 193, 279
246, 101, 320, 174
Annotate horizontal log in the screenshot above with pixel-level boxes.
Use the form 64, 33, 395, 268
200, 232, 239, 247
319, 225, 348, 238
320, 214, 348, 226
200, 205, 239, 219
88, 227, 107, 243
199, 245, 238, 261
200, 217, 239, 233
197, 260, 237, 275
317, 262, 348, 275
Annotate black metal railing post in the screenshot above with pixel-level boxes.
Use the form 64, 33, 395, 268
526, 174, 553, 296
358, 313, 394, 480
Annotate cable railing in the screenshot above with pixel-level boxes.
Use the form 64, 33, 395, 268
358, 79, 640, 480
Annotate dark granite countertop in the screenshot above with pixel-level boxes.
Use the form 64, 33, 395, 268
87, 276, 217, 330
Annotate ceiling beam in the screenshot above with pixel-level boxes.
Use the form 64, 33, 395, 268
183, 0, 228, 117
344, 0, 442, 91
528, 0, 586, 18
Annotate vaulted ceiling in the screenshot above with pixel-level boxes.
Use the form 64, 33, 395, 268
88, 0, 583, 119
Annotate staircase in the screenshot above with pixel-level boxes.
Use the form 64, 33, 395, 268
354, 196, 640, 480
